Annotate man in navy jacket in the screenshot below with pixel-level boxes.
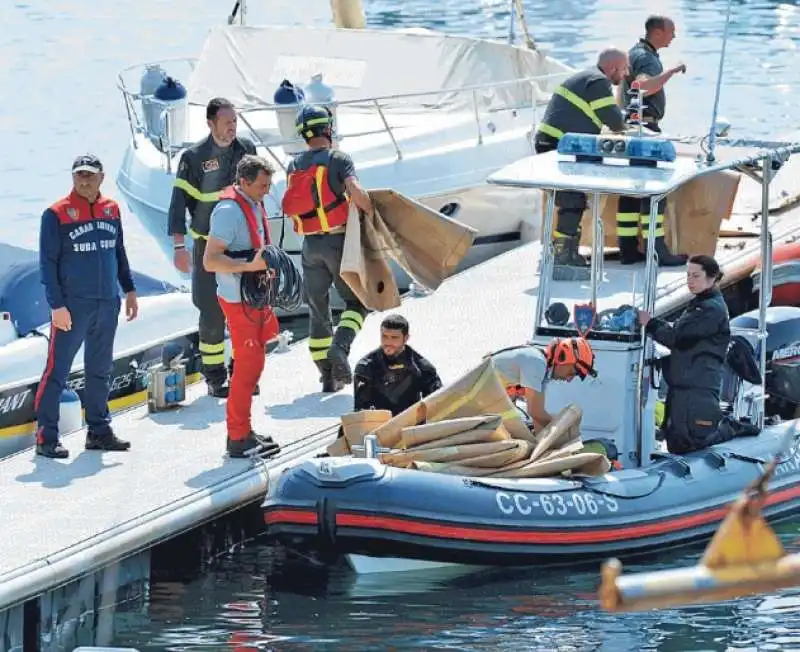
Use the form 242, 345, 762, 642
36, 154, 138, 458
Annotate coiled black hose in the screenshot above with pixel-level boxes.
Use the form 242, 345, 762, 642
238, 244, 304, 313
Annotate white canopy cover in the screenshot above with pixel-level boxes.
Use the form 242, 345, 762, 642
186, 25, 573, 112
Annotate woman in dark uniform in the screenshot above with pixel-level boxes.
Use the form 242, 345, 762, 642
637, 255, 733, 454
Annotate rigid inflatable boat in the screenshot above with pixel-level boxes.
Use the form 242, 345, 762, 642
264, 133, 800, 570
0, 243, 205, 456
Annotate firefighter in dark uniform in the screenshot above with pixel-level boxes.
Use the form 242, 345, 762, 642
36, 155, 137, 458
534, 49, 629, 280
616, 15, 687, 266
281, 105, 374, 392
353, 315, 442, 416
168, 97, 257, 397
638, 255, 734, 454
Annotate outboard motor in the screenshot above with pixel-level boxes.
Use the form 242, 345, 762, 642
143, 76, 187, 151
727, 306, 800, 419
274, 79, 306, 154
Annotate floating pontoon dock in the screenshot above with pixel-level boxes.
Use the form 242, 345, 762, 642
2, 142, 800, 648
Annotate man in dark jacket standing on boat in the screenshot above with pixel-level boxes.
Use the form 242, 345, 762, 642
36, 154, 137, 459
534, 48, 629, 280
353, 315, 442, 416
168, 97, 257, 398
615, 15, 688, 267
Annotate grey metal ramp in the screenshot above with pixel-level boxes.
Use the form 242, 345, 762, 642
0, 242, 539, 588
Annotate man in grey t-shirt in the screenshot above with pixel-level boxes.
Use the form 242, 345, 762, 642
204, 154, 281, 459
620, 15, 686, 131
490, 338, 597, 431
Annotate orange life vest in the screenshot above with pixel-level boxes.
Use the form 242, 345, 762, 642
218, 186, 271, 248
281, 152, 349, 235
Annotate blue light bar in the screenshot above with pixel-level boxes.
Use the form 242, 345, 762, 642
557, 133, 677, 163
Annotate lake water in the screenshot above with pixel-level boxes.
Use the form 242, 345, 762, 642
4, 0, 800, 649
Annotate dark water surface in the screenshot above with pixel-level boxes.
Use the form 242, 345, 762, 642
5, 0, 800, 650
111, 528, 800, 651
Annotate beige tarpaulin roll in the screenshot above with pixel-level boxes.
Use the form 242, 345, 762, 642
381, 439, 532, 467
396, 415, 507, 449
369, 189, 478, 291
339, 189, 478, 311
339, 203, 402, 312
368, 357, 535, 450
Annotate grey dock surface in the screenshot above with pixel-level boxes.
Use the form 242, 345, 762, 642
0, 243, 537, 610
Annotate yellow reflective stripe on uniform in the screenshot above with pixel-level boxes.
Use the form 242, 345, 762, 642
337, 310, 364, 333
314, 166, 331, 232
641, 213, 665, 238
537, 122, 564, 140
174, 178, 222, 203
589, 96, 617, 111
199, 341, 226, 365
296, 117, 331, 133
616, 212, 640, 237
553, 86, 604, 130
309, 336, 333, 361
188, 226, 208, 240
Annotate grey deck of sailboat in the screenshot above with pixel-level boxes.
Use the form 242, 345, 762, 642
0, 241, 539, 606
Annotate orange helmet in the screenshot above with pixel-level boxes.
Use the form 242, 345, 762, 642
544, 337, 597, 380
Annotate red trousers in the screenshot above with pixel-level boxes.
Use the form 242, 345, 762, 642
218, 298, 278, 440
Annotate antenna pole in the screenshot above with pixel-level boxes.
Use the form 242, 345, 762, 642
705, 0, 734, 164
508, 0, 516, 45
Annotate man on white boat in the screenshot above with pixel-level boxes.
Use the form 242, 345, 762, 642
167, 97, 258, 399
489, 338, 597, 432
534, 49, 630, 280
35, 154, 137, 459
615, 15, 688, 267
353, 314, 442, 416
203, 155, 280, 459
281, 104, 374, 393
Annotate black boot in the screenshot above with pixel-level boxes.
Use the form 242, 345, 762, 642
227, 431, 280, 458
618, 235, 646, 265
328, 328, 357, 385
36, 441, 69, 459
229, 359, 260, 396
653, 236, 688, 267
85, 430, 131, 451
204, 363, 229, 398
316, 360, 344, 393
552, 234, 590, 281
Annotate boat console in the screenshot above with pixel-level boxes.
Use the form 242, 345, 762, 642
487, 132, 796, 468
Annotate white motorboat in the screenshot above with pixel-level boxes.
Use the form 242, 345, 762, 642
114, 3, 573, 313
0, 244, 209, 457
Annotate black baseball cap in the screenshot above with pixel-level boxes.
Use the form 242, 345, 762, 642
72, 154, 103, 174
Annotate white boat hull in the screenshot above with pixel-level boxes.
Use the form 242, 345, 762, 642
0, 292, 210, 458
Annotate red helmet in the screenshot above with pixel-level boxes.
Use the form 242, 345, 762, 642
544, 337, 597, 380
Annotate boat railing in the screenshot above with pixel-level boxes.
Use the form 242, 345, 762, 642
117, 58, 571, 173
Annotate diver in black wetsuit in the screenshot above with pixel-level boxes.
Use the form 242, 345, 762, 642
353, 314, 442, 416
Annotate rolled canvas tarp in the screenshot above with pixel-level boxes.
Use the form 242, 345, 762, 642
339, 190, 478, 311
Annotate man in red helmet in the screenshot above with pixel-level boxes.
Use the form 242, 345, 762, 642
488, 338, 597, 431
